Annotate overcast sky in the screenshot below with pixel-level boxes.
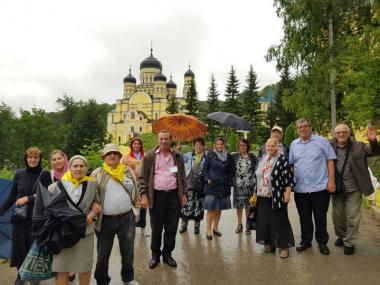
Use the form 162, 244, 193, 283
0, 0, 283, 112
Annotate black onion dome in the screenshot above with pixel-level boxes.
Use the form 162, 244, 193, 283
154, 72, 167, 82
140, 49, 162, 70
166, 76, 177, 88
184, 68, 194, 77
123, 69, 136, 84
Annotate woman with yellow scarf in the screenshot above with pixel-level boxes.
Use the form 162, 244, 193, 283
49, 155, 101, 285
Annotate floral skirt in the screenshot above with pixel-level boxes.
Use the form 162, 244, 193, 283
181, 190, 204, 220
233, 185, 254, 209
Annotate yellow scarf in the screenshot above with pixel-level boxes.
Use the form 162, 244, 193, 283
103, 162, 125, 183
193, 152, 204, 169
61, 171, 94, 188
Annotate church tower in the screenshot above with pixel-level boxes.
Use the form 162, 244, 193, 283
183, 65, 194, 99
123, 68, 136, 99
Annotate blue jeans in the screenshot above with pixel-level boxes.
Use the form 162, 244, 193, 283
95, 211, 136, 285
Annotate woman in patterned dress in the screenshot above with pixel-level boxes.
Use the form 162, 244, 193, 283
232, 139, 257, 234
255, 138, 295, 258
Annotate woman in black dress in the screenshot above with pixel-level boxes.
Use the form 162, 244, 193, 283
0, 147, 52, 285
255, 138, 294, 258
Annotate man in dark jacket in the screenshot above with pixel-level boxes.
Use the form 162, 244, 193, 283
331, 124, 380, 255
139, 130, 187, 269
258, 126, 289, 159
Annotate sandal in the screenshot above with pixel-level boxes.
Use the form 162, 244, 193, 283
280, 248, 289, 258
235, 224, 243, 234
264, 245, 275, 253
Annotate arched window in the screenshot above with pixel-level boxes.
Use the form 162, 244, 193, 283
155, 113, 158, 120
118, 136, 121, 144
139, 127, 142, 132
131, 126, 135, 134
131, 112, 135, 119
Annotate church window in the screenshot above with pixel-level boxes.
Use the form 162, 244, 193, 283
118, 136, 121, 144
111, 115, 114, 123
155, 113, 158, 120
131, 112, 135, 119
131, 126, 135, 134
140, 127, 142, 132
140, 116, 142, 121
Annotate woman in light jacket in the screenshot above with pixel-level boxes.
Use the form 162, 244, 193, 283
49, 155, 101, 285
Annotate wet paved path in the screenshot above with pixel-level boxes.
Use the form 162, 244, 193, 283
2, 202, 380, 285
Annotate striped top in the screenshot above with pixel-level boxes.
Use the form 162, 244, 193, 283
103, 178, 132, 215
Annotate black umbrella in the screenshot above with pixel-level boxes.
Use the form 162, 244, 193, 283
207, 112, 253, 131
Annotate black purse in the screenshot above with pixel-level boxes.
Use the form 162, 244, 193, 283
11, 170, 45, 223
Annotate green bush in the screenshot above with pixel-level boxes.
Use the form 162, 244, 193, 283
284, 123, 298, 146
0, 168, 15, 180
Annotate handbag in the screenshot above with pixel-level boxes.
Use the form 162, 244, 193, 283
10, 204, 28, 223
246, 206, 257, 230
19, 240, 56, 281
246, 193, 257, 230
187, 169, 204, 193
11, 170, 45, 223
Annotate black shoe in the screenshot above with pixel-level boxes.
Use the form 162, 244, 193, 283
194, 226, 200, 234
344, 246, 355, 255
296, 242, 312, 252
206, 233, 213, 240
213, 230, 222, 237
318, 244, 330, 255
149, 256, 160, 269
14, 275, 24, 285
335, 238, 344, 247
179, 226, 187, 234
69, 273, 76, 282
163, 255, 177, 268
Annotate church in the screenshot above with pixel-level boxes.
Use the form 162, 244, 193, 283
107, 49, 195, 144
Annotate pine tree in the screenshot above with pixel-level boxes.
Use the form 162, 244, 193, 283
206, 73, 220, 140
223, 66, 241, 115
185, 78, 199, 116
166, 93, 180, 114
241, 65, 264, 143
267, 66, 296, 129
207, 73, 220, 113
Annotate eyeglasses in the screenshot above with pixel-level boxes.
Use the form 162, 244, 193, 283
336, 131, 348, 134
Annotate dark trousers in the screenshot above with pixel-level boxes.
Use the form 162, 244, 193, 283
294, 190, 330, 245
95, 211, 136, 285
136, 208, 147, 228
149, 190, 181, 258
11, 220, 32, 268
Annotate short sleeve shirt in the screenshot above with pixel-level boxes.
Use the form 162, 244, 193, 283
289, 135, 336, 193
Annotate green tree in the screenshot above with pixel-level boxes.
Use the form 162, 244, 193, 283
0, 103, 19, 167
185, 79, 199, 116
64, 99, 111, 157
206, 74, 221, 141
223, 66, 241, 115
241, 65, 265, 143
267, 0, 374, 132
166, 94, 180, 114
266, 67, 296, 129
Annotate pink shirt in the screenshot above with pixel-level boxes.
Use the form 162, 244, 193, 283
154, 148, 178, 191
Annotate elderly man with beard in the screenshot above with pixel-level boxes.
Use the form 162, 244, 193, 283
139, 130, 187, 269
331, 123, 380, 255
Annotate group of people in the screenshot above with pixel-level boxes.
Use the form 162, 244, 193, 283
0, 118, 378, 285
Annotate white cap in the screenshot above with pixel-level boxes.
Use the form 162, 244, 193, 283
271, 126, 283, 133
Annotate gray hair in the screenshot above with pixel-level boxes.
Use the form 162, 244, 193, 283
335, 124, 351, 134
296, 118, 311, 128
69, 155, 88, 167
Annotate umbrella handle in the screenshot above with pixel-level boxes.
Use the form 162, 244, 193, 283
224, 127, 230, 145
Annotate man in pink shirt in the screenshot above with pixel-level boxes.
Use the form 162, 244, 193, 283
139, 130, 187, 269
